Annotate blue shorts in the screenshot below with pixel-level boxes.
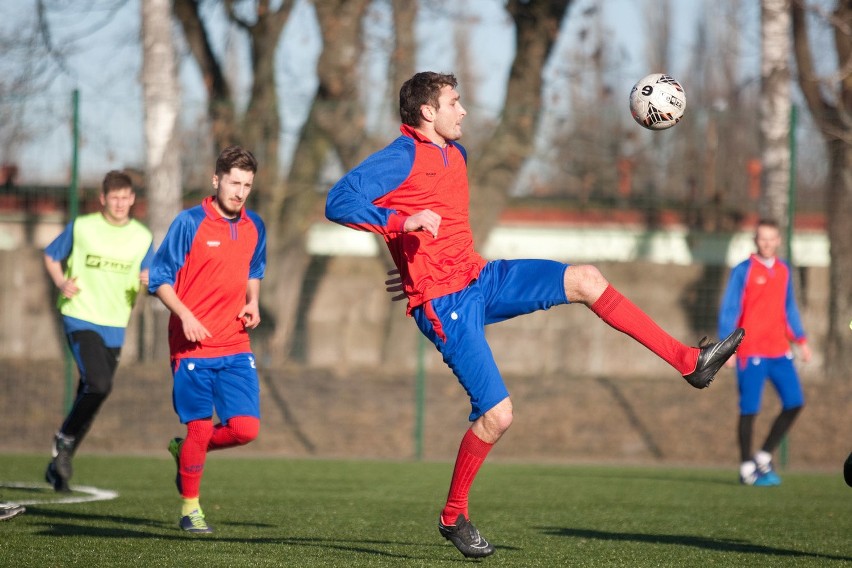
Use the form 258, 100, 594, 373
171, 353, 260, 424
412, 259, 569, 421
736, 354, 805, 415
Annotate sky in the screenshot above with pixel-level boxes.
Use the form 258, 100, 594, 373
0, 0, 757, 186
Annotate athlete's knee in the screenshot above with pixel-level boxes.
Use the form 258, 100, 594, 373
482, 399, 513, 437
228, 416, 260, 445
781, 404, 804, 416
83, 374, 114, 397
186, 419, 215, 444
564, 264, 610, 304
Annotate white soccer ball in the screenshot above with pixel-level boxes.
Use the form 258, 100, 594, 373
629, 73, 686, 130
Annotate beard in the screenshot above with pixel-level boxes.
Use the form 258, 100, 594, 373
214, 195, 244, 218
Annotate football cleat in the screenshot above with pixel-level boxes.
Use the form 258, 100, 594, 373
753, 454, 782, 486
0, 504, 26, 521
438, 514, 495, 559
844, 451, 852, 488
683, 328, 745, 389
179, 508, 213, 534
753, 469, 782, 487
45, 461, 70, 493
47, 432, 75, 492
168, 437, 184, 495
740, 459, 781, 487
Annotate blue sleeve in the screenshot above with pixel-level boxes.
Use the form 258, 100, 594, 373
247, 210, 266, 280
44, 221, 75, 261
325, 136, 415, 233
140, 243, 155, 271
782, 261, 806, 340
147, 209, 202, 294
718, 261, 748, 339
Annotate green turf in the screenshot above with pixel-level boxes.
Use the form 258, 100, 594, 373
0, 454, 849, 567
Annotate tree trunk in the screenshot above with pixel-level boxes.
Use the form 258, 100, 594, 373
824, 139, 852, 379
172, 0, 238, 152
468, 0, 573, 245
263, 0, 373, 364
791, 0, 852, 379
760, 0, 792, 232
141, 0, 182, 361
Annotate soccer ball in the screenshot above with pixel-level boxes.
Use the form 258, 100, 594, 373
629, 73, 686, 130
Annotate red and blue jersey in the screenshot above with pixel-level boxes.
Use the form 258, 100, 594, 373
325, 124, 486, 312
718, 254, 806, 359
149, 196, 266, 358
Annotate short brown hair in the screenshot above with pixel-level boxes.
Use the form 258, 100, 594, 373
756, 218, 780, 231
101, 170, 133, 195
215, 145, 258, 178
399, 72, 458, 127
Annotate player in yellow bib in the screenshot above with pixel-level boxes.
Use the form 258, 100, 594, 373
43, 171, 154, 491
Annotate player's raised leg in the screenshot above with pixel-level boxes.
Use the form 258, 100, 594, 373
565, 264, 744, 388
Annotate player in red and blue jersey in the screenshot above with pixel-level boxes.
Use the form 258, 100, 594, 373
326, 71, 745, 558
719, 219, 810, 487
149, 146, 266, 533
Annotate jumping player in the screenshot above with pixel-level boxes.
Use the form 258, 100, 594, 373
719, 218, 810, 486
148, 145, 266, 533
325, 71, 744, 558
43, 171, 154, 492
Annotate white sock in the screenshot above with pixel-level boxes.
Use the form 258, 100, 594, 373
740, 460, 757, 482
754, 450, 773, 472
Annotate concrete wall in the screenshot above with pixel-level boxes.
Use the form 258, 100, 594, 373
299, 256, 829, 379
0, 216, 830, 379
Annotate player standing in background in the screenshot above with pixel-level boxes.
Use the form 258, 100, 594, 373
148, 145, 266, 534
325, 71, 745, 558
718, 218, 810, 487
43, 171, 154, 492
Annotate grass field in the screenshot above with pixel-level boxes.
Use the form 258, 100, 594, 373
0, 454, 849, 567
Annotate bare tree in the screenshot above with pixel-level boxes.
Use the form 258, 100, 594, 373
0, 19, 46, 171
469, 0, 574, 243
761, 0, 793, 231
791, 0, 852, 378
266, 0, 374, 362
142, 0, 183, 360
644, 0, 672, 72
172, 0, 293, 202
142, 0, 182, 247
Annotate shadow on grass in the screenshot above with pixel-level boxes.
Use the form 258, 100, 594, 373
524, 468, 744, 488
23, 508, 488, 562
539, 526, 852, 563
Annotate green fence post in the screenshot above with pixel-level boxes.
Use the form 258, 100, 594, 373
63, 89, 81, 413
414, 334, 426, 460
780, 103, 798, 470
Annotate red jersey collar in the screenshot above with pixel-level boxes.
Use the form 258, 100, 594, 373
201, 194, 248, 222
401, 123, 443, 145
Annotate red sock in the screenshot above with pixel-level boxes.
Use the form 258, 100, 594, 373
590, 285, 699, 375
179, 419, 214, 498
208, 416, 260, 451
441, 429, 493, 525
